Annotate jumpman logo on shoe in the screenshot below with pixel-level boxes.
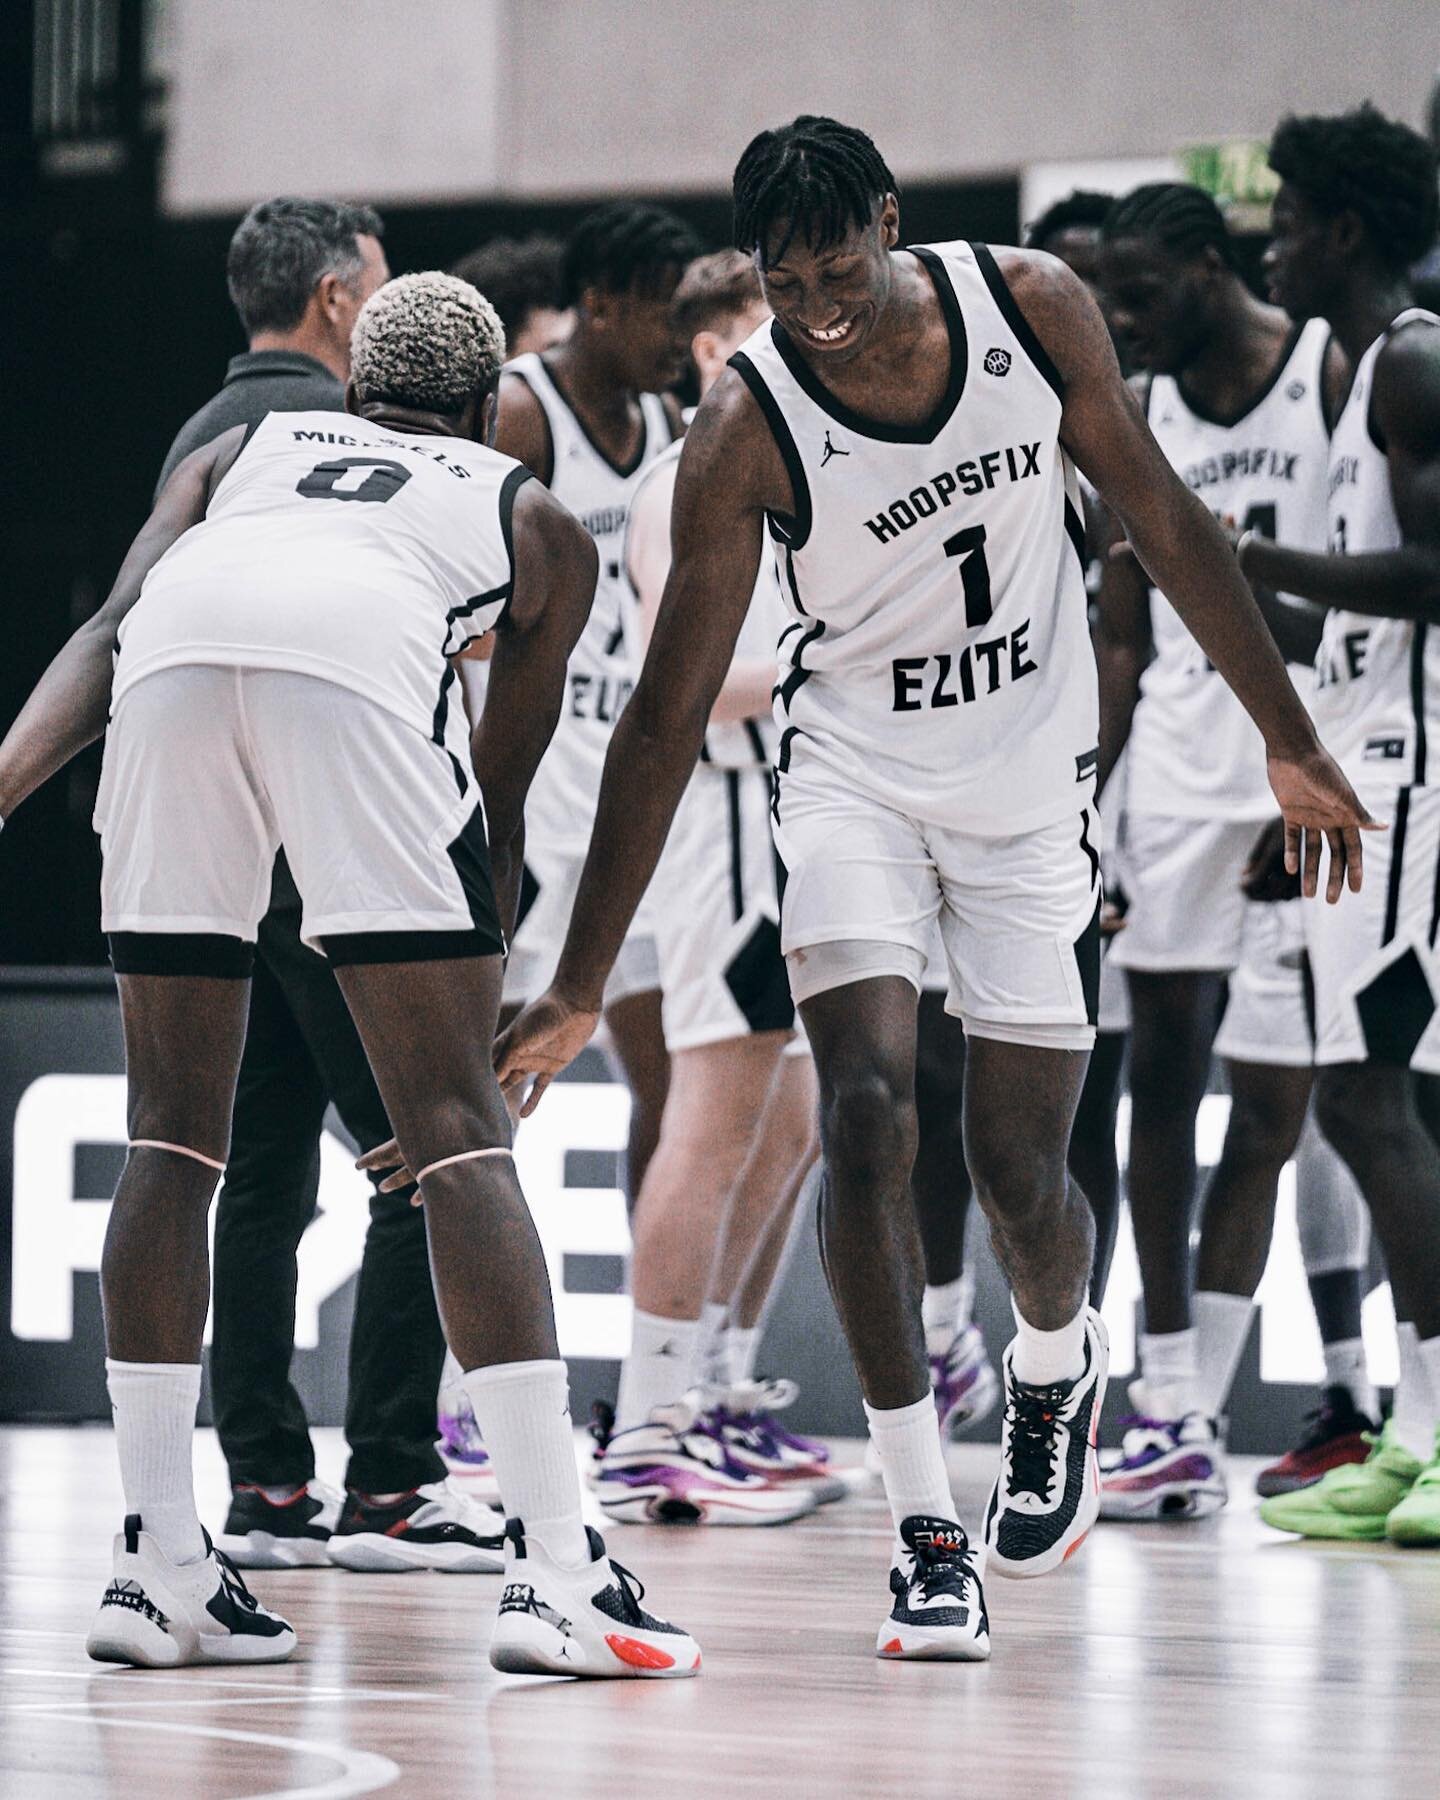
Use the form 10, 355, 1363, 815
656, 1340, 681, 1358
820, 431, 849, 468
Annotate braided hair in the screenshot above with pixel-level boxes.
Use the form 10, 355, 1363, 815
1101, 182, 1239, 270
560, 202, 702, 306
1024, 190, 1114, 252
1270, 104, 1439, 272
733, 115, 897, 266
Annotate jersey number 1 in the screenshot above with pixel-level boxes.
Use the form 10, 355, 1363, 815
943, 524, 992, 628
296, 456, 413, 503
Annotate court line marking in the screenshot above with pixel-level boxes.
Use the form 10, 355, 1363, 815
9, 1694, 427, 1716
13, 1716, 400, 1800
1, 1665, 447, 1700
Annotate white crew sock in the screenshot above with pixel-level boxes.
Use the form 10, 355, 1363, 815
1010, 1298, 1087, 1386
723, 1324, 762, 1386
461, 1358, 589, 1569
1138, 1327, 1197, 1418
1193, 1291, 1254, 1421
921, 1277, 966, 1355
105, 1359, 206, 1564
1390, 1324, 1435, 1463
614, 1309, 699, 1430
1412, 1331, 1440, 1466
864, 1392, 957, 1532
1321, 1336, 1379, 1420
694, 1302, 730, 1388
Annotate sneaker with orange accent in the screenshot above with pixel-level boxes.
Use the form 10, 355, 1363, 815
876, 1515, 990, 1662
326, 1482, 505, 1573
490, 1519, 701, 1680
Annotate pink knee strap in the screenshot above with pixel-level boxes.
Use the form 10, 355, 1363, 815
416, 1147, 514, 1182
129, 1139, 227, 1174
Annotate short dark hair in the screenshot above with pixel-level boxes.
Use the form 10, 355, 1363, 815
559, 203, 702, 308
669, 249, 764, 344
1025, 190, 1114, 252
226, 197, 384, 336
450, 236, 565, 340
1269, 104, 1439, 272
1101, 182, 1240, 271
733, 115, 896, 267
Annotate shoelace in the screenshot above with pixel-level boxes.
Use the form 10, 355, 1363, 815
606, 1556, 651, 1625
1005, 1382, 1070, 1498
213, 1548, 262, 1614
910, 1538, 979, 1605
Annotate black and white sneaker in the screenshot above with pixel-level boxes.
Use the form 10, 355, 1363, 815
984, 1306, 1109, 1579
326, 1481, 506, 1572
87, 1515, 297, 1668
490, 1519, 702, 1679
217, 1479, 340, 1569
876, 1516, 990, 1662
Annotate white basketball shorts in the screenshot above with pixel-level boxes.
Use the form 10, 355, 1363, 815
1302, 784, 1440, 1073
503, 846, 659, 1010
772, 771, 1101, 1051
1213, 898, 1314, 1068
95, 667, 503, 973
1110, 811, 1268, 974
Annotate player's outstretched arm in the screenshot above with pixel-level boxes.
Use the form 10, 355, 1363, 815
472, 479, 599, 938
1237, 321, 1440, 622
495, 372, 775, 1108
0, 426, 245, 826
998, 248, 1376, 901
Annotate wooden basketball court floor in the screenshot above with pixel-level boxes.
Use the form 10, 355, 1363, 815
2, 1426, 1438, 1799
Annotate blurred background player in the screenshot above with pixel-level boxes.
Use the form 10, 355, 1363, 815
160, 198, 504, 1573
1093, 183, 1348, 1519
1240, 106, 1440, 1546
588, 250, 824, 1525
451, 235, 575, 357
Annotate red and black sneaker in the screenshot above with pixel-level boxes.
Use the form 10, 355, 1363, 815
217, 1480, 339, 1569
1255, 1386, 1378, 1498
326, 1482, 506, 1573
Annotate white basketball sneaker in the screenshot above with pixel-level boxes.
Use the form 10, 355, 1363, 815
490, 1519, 702, 1679
87, 1515, 296, 1668
876, 1515, 991, 1662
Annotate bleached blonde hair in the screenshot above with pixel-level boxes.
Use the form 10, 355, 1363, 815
350, 271, 506, 415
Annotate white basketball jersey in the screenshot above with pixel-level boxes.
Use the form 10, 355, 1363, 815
731, 241, 1096, 837
1128, 318, 1332, 821
508, 352, 674, 850
620, 440, 785, 769
1312, 309, 1440, 791
114, 409, 527, 769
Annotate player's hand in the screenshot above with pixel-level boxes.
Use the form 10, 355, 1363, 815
1099, 899, 1126, 937
1265, 743, 1382, 902
356, 1138, 422, 1203
494, 986, 601, 1117
1241, 816, 1299, 903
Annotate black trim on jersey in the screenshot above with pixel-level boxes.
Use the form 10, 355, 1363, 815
763, 246, 969, 445
1430, 828, 1440, 949
726, 771, 744, 922
538, 353, 654, 479
1382, 786, 1412, 946
1172, 323, 1304, 430
1413, 624, 1430, 786
1063, 495, 1086, 575
778, 619, 825, 711
971, 242, 1063, 402
771, 725, 804, 823
110, 932, 255, 978
505, 366, 556, 486
728, 351, 813, 551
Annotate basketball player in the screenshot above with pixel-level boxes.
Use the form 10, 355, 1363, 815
497, 116, 1371, 1660
1093, 183, 1357, 1520
591, 249, 825, 1524
1230, 106, 1440, 1545
0, 274, 698, 1677
451, 236, 574, 357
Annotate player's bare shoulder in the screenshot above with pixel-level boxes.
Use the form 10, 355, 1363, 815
506, 473, 598, 632
496, 367, 553, 482
1371, 312, 1440, 443
989, 246, 1116, 389
674, 363, 791, 521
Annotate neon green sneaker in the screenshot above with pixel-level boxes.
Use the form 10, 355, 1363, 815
1385, 1442, 1440, 1546
1258, 1420, 1422, 1540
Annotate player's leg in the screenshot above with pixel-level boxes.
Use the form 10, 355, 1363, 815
1067, 1028, 1127, 1301
602, 979, 670, 1210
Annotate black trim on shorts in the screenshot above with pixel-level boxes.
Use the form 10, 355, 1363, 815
725, 770, 744, 922
1382, 786, 1411, 946
1073, 896, 1101, 1028
1078, 808, 1100, 889
1411, 623, 1429, 785
971, 241, 1064, 401
109, 932, 255, 978
727, 351, 813, 552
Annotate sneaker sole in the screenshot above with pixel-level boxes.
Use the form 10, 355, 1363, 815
490, 1613, 701, 1679
216, 1529, 332, 1570
327, 1534, 504, 1573
876, 1620, 991, 1663
596, 1487, 816, 1527
87, 1611, 297, 1668
1385, 1516, 1440, 1547
1098, 1480, 1228, 1522
1258, 1507, 1388, 1540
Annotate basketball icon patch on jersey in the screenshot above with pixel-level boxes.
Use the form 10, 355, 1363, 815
983, 348, 1012, 377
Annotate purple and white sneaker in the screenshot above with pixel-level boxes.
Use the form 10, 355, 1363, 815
931, 1325, 1001, 1438
436, 1363, 501, 1508
700, 1379, 847, 1505
1098, 1413, 1227, 1521
589, 1398, 818, 1526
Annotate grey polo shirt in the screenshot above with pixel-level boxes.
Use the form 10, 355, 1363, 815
155, 348, 344, 498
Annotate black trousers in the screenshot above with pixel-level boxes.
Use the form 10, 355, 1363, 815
209, 854, 446, 1495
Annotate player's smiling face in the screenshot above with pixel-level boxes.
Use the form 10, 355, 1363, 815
757, 198, 898, 365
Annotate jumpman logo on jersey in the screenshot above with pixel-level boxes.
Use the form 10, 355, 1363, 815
820, 431, 850, 468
